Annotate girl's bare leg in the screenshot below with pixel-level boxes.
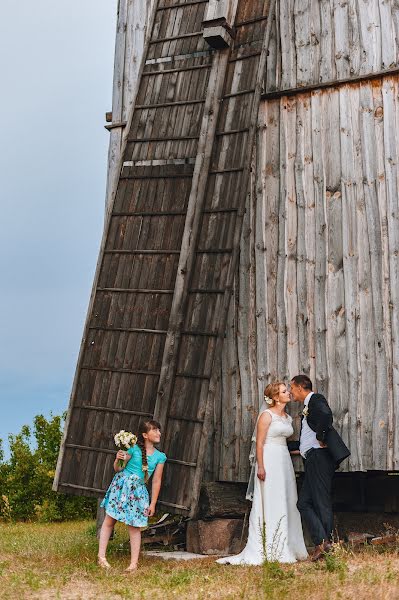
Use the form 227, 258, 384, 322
126, 526, 141, 571
98, 514, 116, 566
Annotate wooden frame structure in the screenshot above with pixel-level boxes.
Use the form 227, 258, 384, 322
54, 0, 276, 517
55, 0, 399, 517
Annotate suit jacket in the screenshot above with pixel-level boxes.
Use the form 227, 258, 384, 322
288, 393, 350, 467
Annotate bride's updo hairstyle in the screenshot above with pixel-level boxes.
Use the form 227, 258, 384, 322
264, 381, 284, 407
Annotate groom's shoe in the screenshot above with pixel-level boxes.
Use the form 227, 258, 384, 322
323, 541, 333, 554
310, 544, 325, 562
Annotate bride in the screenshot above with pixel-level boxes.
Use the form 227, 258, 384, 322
217, 381, 308, 564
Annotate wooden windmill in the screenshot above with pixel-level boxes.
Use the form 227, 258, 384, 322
55, 0, 399, 518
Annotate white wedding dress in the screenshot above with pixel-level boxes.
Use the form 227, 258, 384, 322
217, 409, 308, 564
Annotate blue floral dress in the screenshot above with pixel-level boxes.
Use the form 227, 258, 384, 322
101, 446, 167, 527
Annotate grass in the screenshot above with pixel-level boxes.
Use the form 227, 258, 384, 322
1, 521, 399, 599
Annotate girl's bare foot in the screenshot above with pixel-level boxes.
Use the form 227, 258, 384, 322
98, 556, 111, 569
125, 564, 137, 573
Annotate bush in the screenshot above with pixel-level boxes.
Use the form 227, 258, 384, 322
0, 414, 96, 522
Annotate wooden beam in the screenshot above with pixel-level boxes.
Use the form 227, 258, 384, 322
76, 405, 154, 418
149, 31, 203, 45
156, 0, 207, 11
104, 121, 127, 131
189, 0, 277, 518
235, 15, 269, 28
223, 88, 256, 99
135, 99, 206, 109
96, 287, 175, 294
81, 366, 161, 376
153, 46, 232, 434
127, 135, 200, 143
112, 210, 187, 216
261, 66, 399, 101
157, 500, 190, 511
167, 459, 197, 467
229, 50, 261, 63
104, 249, 181, 255
60, 483, 106, 494
53, 0, 160, 493
143, 63, 211, 76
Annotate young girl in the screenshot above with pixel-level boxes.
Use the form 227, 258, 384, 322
98, 419, 167, 572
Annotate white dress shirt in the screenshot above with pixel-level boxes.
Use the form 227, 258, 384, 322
299, 392, 321, 458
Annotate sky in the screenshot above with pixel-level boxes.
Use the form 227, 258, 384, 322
0, 0, 118, 455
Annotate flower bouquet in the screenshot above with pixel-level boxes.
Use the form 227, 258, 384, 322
114, 430, 137, 467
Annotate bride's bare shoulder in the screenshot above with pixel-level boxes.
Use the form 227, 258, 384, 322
258, 410, 272, 425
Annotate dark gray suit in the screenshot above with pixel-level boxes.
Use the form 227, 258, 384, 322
295, 393, 350, 546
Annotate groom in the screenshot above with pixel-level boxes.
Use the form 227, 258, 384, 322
289, 374, 350, 561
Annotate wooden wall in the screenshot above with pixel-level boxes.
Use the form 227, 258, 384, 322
218, 0, 399, 482
219, 74, 399, 480
265, 0, 399, 92
100, 1, 399, 485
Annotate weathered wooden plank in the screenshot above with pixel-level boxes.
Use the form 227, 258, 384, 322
382, 76, 399, 469
339, 84, 362, 470
373, 78, 394, 469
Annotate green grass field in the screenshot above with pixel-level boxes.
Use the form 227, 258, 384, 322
1, 520, 399, 599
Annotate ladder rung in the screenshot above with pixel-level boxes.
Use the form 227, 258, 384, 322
60, 483, 106, 494
88, 326, 167, 335
89, 325, 217, 338
215, 128, 249, 136
209, 167, 244, 175
175, 372, 211, 380
167, 458, 197, 467
112, 211, 187, 217
119, 174, 193, 180
65, 444, 115, 456
223, 88, 256, 99
196, 248, 233, 254
182, 330, 217, 337
145, 49, 213, 67
127, 135, 200, 143
157, 0, 207, 11
149, 31, 203, 45
168, 414, 204, 424
76, 404, 154, 418
157, 500, 190, 511
202, 207, 238, 214
135, 99, 205, 109
97, 287, 174, 294
104, 249, 180, 255
229, 51, 262, 63
189, 288, 225, 294
143, 63, 212, 76
81, 366, 161, 376
235, 15, 269, 28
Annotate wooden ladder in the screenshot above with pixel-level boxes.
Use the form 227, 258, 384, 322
54, 0, 275, 517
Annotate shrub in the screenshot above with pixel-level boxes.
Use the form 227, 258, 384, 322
0, 414, 96, 522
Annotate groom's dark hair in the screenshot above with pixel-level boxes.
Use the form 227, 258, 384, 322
291, 374, 312, 390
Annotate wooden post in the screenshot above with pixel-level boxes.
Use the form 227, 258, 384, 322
154, 50, 233, 428
190, 0, 277, 515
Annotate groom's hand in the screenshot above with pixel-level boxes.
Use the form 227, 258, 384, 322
257, 467, 266, 481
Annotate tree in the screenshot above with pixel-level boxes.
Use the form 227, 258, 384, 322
0, 414, 96, 521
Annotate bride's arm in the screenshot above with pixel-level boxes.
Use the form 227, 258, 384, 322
256, 412, 272, 481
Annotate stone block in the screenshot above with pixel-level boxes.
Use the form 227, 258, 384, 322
186, 518, 247, 556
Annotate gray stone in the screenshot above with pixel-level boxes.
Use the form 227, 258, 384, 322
186, 518, 247, 556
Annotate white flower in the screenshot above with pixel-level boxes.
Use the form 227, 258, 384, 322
114, 430, 138, 449
264, 395, 274, 405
